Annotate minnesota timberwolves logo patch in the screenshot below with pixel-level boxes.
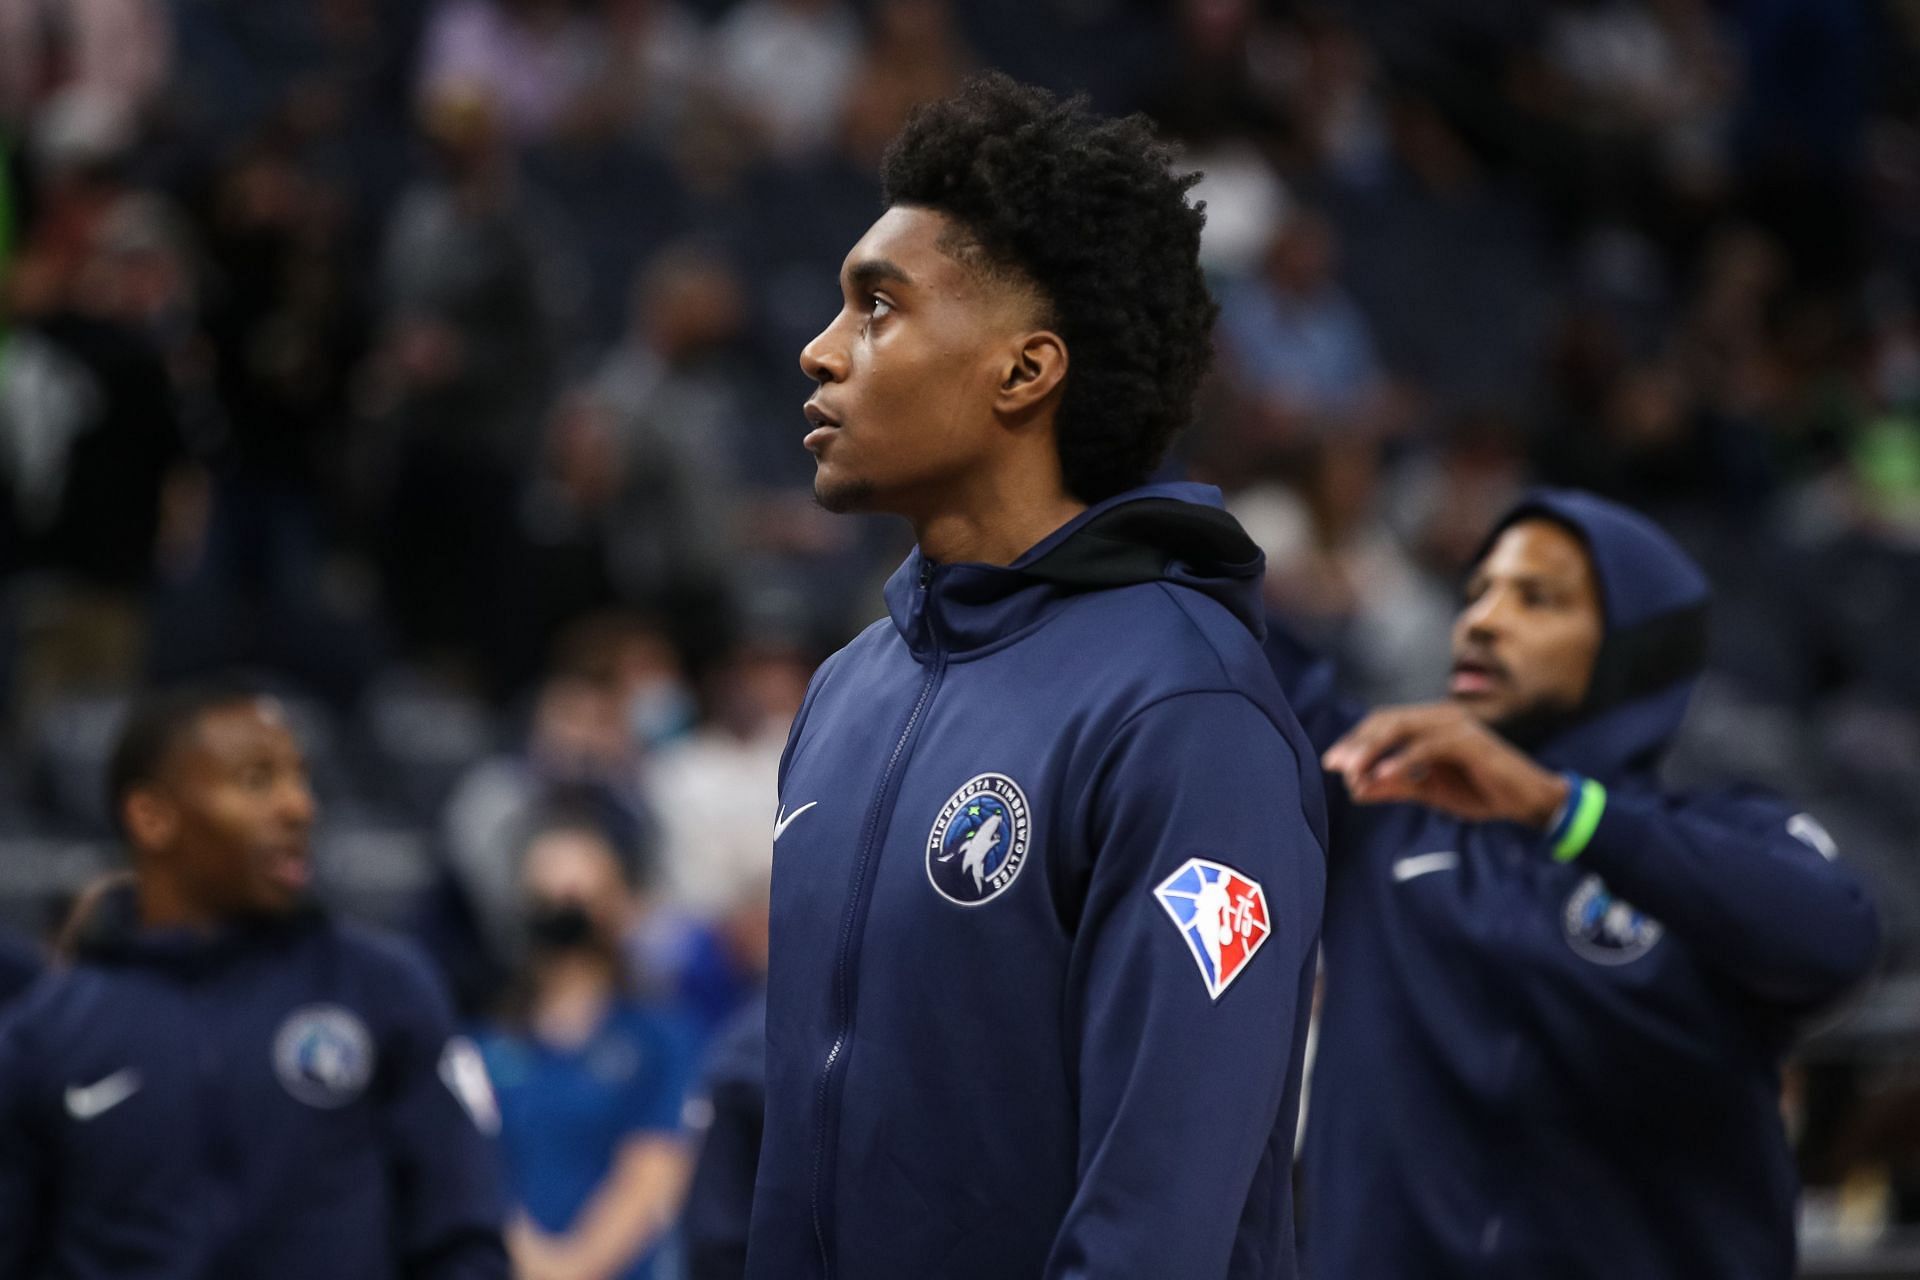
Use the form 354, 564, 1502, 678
1154, 858, 1271, 1000
927, 773, 1031, 906
1563, 874, 1663, 965
273, 1004, 375, 1108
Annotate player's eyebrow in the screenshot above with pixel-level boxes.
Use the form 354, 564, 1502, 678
1466, 570, 1548, 594
846, 257, 912, 295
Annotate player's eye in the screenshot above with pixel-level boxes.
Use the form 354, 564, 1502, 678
868, 294, 893, 321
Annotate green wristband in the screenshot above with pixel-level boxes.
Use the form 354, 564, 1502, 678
1552, 778, 1607, 862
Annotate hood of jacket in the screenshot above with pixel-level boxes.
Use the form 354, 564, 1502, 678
65, 878, 324, 977
883, 482, 1267, 661
1470, 488, 1711, 778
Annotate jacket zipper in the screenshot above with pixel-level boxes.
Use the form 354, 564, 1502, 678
808, 559, 945, 1276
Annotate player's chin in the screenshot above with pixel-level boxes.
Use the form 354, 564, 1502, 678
257, 876, 312, 913
1449, 689, 1506, 723
245, 854, 314, 915
813, 468, 877, 515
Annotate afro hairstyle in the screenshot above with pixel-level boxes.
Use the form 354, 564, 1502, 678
879, 73, 1217, 504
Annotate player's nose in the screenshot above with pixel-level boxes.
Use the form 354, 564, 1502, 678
800, 317, 850, 384
1459, 584, 1514, 641
276, 774, 317, 829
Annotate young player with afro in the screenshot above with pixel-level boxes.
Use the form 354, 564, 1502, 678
746, 73, 1328, 1279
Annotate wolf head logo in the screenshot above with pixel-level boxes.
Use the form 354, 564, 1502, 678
940, 813, 1005, 890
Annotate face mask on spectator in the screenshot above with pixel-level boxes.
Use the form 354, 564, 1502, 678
522, 901, 600, 952
627, 678, 697, 750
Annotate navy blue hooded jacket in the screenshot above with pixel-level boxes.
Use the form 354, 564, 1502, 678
1269, 490, 1881, 1280
0, 929, 42, 1009
681, 990, 766, 1280
0, 887, 510, 1279
748, 483, 1328, 1280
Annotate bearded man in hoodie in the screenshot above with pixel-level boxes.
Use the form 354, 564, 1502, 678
745, 74, 1328, 1279
1270, 492, 1881, 1280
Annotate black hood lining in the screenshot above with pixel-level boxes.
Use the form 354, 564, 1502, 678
1583, 603, 1710, 715
68, 877, 325, 966
1018, 499, 1262, 588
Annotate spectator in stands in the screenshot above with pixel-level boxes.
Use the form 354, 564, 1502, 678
1231, 441, 1455, 705
422, 635, 657, 1015
579, 243, 756, 605
619, 639, 796, 1050
601, 0, 706, 146
417, 0, 610, 146
648, 639, 805, 926
0, 0, 172, 138
1217, 208, 1389, 440
367, 81, 565, 676
711, 0, 865, 161
153, 131, 379, 700
0, 149, 206, 727
477, 809, 693, 1280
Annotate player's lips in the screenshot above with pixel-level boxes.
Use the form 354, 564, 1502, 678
802, 400, 842, 453
262, 842, 312, 892
1448, 656, 1507, 697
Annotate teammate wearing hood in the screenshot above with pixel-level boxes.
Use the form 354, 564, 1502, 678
1267, 491, 1881, 1279
746, 75, 1327, 1278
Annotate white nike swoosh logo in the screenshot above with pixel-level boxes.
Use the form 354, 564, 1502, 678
773, 801, 818, 841
65, 1069, 142, 1121
1392, 852, 1460, 883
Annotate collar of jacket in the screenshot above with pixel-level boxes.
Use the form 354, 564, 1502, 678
882, 482, 1267, 663
68, 879, 327, 976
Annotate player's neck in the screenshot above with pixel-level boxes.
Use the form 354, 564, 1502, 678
530, 955, 618, 1048
913, 466, 1084, 568
137, 874, 218, 935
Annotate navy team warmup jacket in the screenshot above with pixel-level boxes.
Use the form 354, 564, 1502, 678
0, 887, 509, 1279
1270, 490, 1881, 1280
0, 929, 41, 1008
748, 483, 1329, 1279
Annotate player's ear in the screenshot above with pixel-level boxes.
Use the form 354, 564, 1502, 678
996, 330, 1067, 420
122, 786, 179, 856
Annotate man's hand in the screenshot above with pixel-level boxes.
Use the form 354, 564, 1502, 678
1321, 703, 1570, 828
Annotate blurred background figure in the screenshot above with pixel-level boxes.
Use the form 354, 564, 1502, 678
648, 639, 802, 925
711, 0, 862, 161
1217, 207, 1394, 446
678, 989, 766, 1280
476, 808, 692, 1280
0, 920, 38, 1006
367, 80, 568, 687
419, 614, 666, 1015
572, 242, 753, 609
0, 681, 509, 1277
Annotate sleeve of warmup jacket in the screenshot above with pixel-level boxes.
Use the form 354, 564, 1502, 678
1571, 788, 1880, 1008
1048, 691, 1325, 1280
0, 1008, 47, 1277
371, 941, 512, 1280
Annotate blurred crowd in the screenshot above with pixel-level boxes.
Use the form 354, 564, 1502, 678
3, 0, 1920, 1265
